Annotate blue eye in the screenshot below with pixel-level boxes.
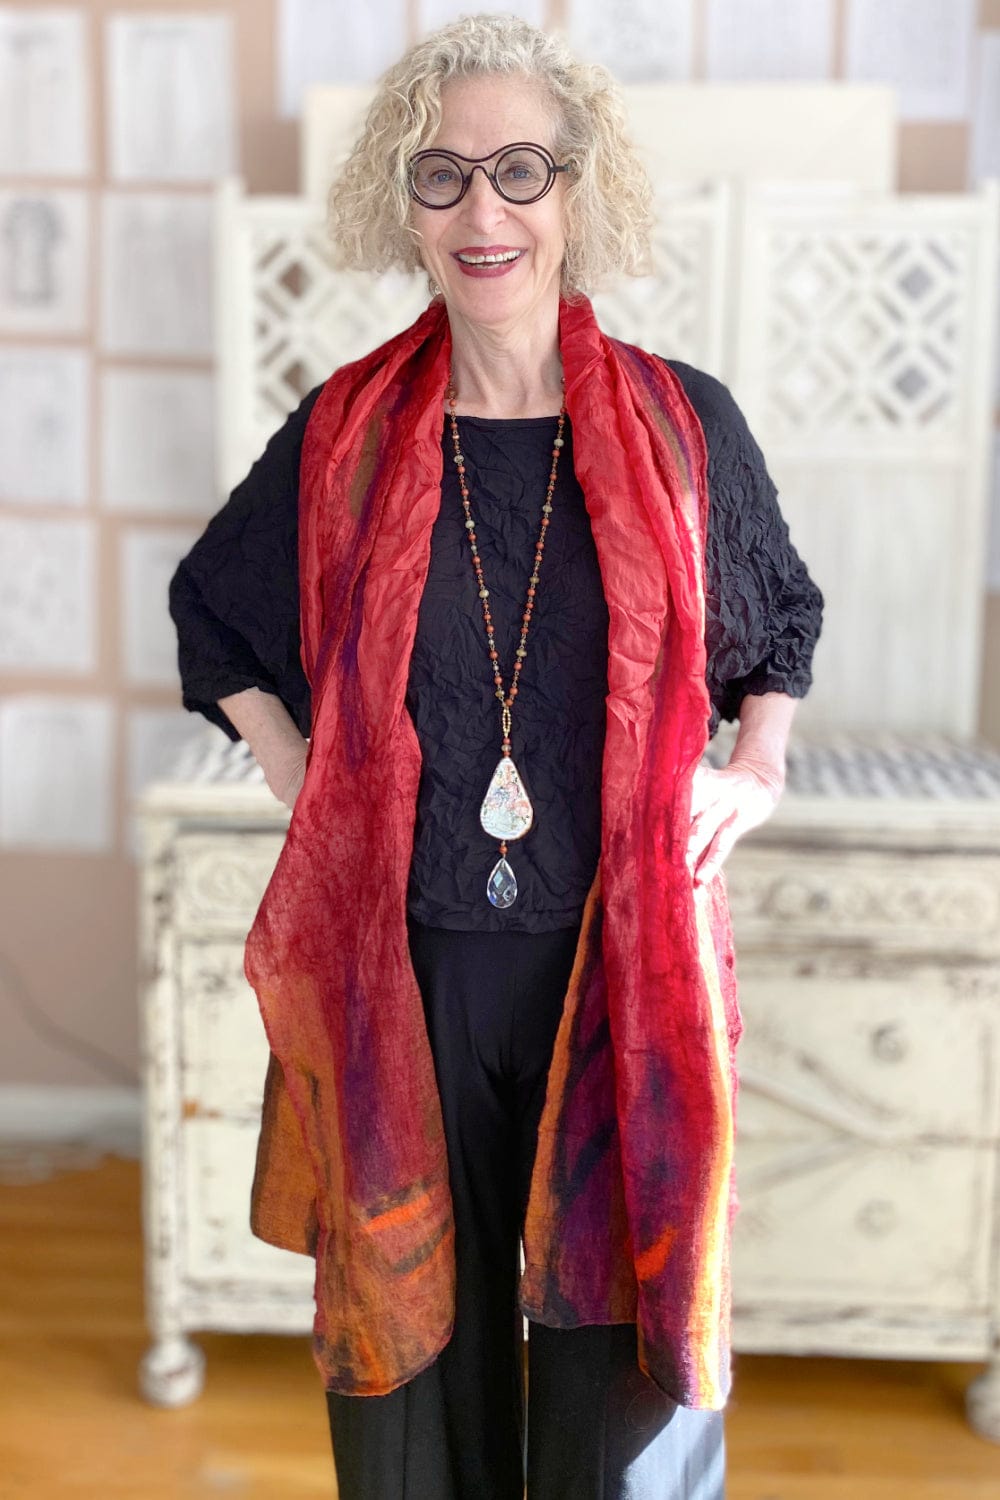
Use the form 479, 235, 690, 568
414, 157, 462, 196
500, 161, 539, 182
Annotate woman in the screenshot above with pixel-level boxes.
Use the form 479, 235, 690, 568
169, 14, 822, 1499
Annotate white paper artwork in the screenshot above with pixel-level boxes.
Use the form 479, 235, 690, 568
566, 0, 693, 82
0, 696, 114, 853
845, 0, 976, 121
121, 526, 199, 685
277, 0, 406, 117
418, 0, 545, 35
100, 192, 213, 356
0, 517, 95, 672
127, 708, 226, 799
107, 13, 236, 182
125, 708, 228, 859
0, 347, 88, 506
101, 369, 216, 516
971, 32, 1000, 186
0, 188, 88, 335
0, 7, 90, 176
706, 0, 833, 81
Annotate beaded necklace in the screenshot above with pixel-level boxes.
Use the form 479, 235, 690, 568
446, 386, 567, 908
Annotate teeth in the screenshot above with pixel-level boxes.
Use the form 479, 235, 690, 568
457, 250, 522, 265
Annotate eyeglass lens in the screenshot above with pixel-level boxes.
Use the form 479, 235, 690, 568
411, 146, 554, 206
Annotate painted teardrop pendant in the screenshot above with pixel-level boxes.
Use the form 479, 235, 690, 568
479, 756, 534, 842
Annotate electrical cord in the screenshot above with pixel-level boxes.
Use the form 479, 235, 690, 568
0, 949, 140, 1089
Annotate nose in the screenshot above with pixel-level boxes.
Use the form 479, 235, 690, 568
460, 167, 506, 230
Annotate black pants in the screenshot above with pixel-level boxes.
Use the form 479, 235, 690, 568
325, 919, 726, 1499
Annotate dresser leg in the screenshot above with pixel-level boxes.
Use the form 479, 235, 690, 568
139, 1335, 206, 1407
966, 1357, 1000, 1443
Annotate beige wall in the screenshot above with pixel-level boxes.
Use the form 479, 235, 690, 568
2, 0, 999, 1089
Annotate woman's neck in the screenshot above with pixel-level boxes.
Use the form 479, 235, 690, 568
446, 306, 564, 419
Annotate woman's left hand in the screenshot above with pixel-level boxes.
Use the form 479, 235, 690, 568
686, 760, 785, 887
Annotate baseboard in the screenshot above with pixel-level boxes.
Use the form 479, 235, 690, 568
0, 1085, 142, 1157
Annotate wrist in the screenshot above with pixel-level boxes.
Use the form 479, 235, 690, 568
726, 751, 786, 799
264, 741, 308, 807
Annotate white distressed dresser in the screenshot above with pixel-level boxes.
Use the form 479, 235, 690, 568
136, 732, 1000, 1440
137, 749, 305, 1409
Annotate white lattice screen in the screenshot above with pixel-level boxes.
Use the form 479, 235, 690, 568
590, 182, 730, 367
214, 182, 428, 482
734, 183, 1000, 736
737, 189, 996, 449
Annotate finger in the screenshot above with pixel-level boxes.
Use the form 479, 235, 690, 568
688, 786, 726, 837
687, 804, 720, 856
689, 794, 736, 849
692, 816, 738, 885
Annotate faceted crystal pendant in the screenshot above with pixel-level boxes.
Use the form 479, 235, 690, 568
487, 855, 518, 909
480, 756, 534, 841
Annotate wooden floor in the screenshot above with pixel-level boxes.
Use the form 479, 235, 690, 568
1, 1153, 998, 1499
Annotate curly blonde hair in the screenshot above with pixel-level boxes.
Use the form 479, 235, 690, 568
329, 13, 653, 296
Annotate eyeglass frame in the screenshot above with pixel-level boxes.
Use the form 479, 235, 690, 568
407, 141, 572, 210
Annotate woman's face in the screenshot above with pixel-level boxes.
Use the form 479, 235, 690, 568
409, 74, 568, 336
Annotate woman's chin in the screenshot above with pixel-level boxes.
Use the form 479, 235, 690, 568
441, 273, 558, 331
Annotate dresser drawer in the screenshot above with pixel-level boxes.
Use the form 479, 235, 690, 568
735, 963, 1000, 1141
174, 832, 285, 933
178, 939, 272, 1121
180, 1117, 315, 1294
732, 1138, 996, 1313
727, 848, 1000, 959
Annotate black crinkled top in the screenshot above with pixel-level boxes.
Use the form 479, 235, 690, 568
168, 358, 823, 932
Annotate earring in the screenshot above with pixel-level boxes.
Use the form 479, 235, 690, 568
429, 278, 442, 298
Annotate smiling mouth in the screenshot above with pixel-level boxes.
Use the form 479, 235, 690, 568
454, 249, 524, 265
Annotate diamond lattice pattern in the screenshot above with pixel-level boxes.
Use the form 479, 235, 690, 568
764, 228, 968, 440
592, 218, 714, 365
250, 225, 427, 427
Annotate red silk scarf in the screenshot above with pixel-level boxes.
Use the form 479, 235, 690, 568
245, 295, 743, 1410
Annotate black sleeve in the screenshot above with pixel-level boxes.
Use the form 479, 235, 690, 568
167, 387, 322, 742
663, 359, 824, 736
